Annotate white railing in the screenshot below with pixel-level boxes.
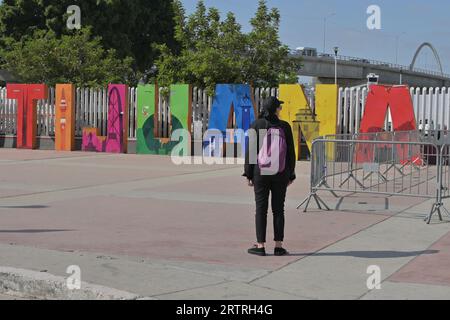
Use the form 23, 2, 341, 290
4, 85, 447, 139
0, 86, 278, 139
311, 52, 449, 78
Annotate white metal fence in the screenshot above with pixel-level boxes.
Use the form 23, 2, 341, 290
2, 86, 449, 139
0, 86, 278, 139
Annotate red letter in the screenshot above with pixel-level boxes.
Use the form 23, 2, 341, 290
357, 85, 418, 163
7, 84, 48, 149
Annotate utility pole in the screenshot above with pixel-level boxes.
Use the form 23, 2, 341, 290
334, 46, 339, 85
323, 13, 336, 53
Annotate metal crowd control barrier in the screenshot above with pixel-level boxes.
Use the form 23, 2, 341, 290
298, 130, 450, 224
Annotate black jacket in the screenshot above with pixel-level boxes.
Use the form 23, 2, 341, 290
243, 115, 297, 181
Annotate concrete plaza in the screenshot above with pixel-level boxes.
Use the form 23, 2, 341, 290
0, 148, 450, 300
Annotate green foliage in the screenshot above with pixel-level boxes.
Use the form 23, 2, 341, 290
1, 28, 133, 87
155, 0, 301, 94
0, 0, 177, 79
244, 0, 301, 87
0, 0, 299, 89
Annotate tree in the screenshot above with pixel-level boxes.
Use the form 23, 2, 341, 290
155, 0, 300, 94
0, 0, 177, 78
244, 0, 301, 87
1, 28, 134, 87
155, 0, 248, 94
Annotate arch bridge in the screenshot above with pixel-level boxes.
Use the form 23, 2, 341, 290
293, 43, 450, 87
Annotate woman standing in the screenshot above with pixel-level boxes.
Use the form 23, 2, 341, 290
244, 97, 297, 257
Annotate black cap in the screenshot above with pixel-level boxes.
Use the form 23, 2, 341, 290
262, 97, 284, 115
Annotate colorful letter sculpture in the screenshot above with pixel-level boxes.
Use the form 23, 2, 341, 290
206, 84, 256, 156
359, 85, 417, 133
136, 84, 158, 154
82, 128, 107, 152
6, 84, 48, 149
279, 84, 338, 159
208, 84, 256, 136
356, 85, 419, 163
315, 85, 339, 137
55, 84, 76, 151
279, 84, 310, 128
136, 84, 192, 155
82, 84, 129, 153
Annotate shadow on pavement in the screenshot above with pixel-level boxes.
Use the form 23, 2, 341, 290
0, 229, 74, 234
285, 250, 439, 259
0, 205, 49, 209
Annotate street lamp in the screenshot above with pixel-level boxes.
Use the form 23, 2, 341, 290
334, 46, 339, 85
323, 13, 336, 53
399, 67, 403, 85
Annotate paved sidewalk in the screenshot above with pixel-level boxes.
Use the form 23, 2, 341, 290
0, 149, 449, 299
0, 293, 23, 300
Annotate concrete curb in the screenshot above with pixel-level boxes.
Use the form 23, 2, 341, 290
0, 267, 153, 300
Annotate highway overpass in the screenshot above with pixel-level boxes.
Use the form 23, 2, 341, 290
293, 45, 450, 87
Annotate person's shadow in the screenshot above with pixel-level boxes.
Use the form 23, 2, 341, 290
0, 229, 74, 234
283, 250, 439, 258
0, 205, 48, 209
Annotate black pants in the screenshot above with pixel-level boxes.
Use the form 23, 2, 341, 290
253, 175, 289, 243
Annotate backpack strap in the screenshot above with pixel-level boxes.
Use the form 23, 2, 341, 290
264, 118, 270, 131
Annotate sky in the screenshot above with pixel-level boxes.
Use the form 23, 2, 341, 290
181, 0, 450, 74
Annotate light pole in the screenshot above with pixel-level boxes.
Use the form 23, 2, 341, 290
399, 67, 403, 85
395, 35, 399, 65
323, 13, 336, 53
334, 46, 339, 85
